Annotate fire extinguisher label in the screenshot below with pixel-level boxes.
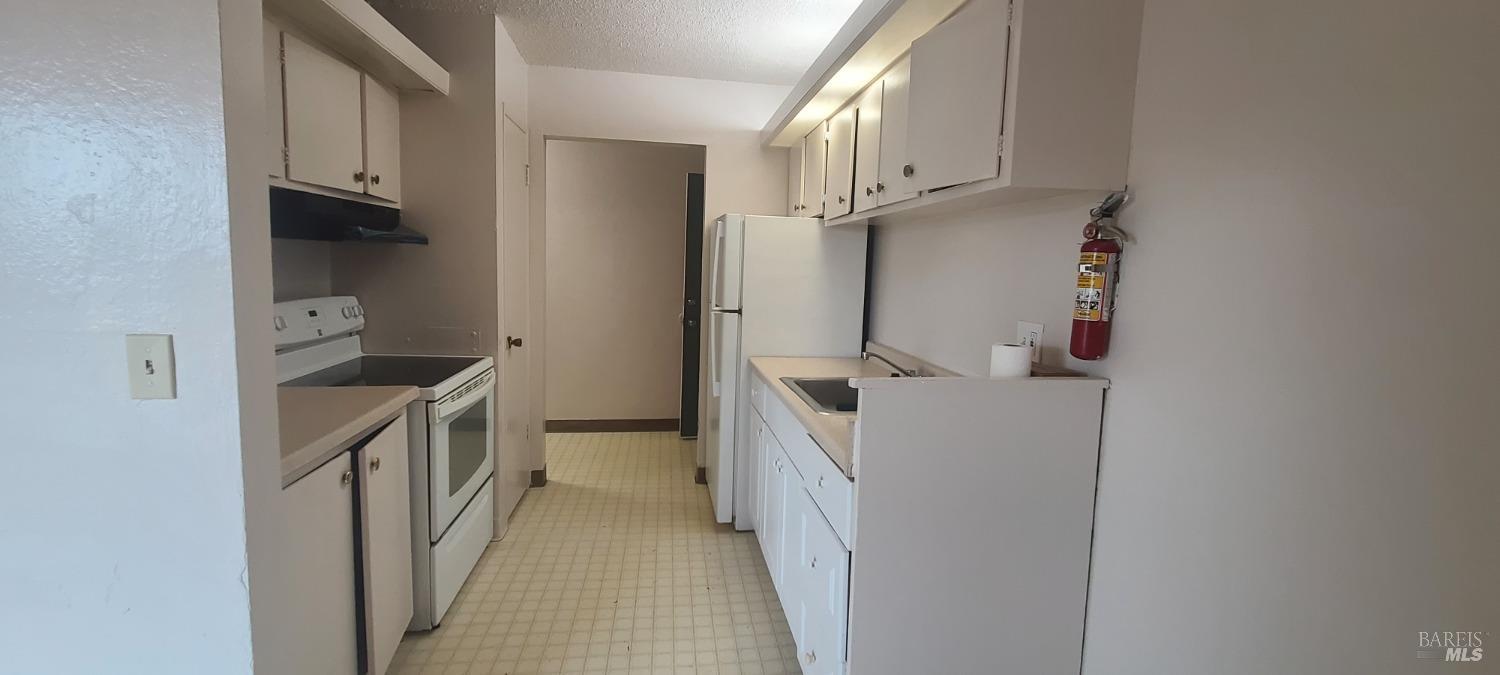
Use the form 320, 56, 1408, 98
1074, 251, 1118, 322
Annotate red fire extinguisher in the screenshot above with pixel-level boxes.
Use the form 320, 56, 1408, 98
1070, 193, 1129, 361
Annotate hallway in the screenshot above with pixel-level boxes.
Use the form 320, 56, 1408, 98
392, 432, 800, 675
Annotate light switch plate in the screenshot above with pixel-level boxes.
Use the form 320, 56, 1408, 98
126, 334, 177, 400
1016, 321, 1044, 363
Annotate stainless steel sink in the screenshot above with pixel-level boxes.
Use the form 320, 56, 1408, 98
782, 377, 858, 415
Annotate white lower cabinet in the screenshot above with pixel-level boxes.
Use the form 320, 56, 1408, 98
275, 453, 359, 675
360, 416, 413, 675
790, 488, 851, 675
752, 377, 851, 674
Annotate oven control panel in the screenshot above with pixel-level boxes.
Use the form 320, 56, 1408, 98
273, 296, 364, 349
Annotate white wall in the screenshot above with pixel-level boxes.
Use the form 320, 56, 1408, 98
0, 0, 276, 672
527, 67, 791, 465
869, 0, 1500, 672
544, 139, 706, 421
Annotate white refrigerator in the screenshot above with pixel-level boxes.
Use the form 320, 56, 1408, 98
706, 214, 869, 528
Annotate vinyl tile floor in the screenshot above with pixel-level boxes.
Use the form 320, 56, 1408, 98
391, 432, 801, 675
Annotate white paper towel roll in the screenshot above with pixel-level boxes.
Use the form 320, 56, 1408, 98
989, 343, 1033, 378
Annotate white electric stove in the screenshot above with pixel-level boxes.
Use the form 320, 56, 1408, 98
274, 296, 502, 630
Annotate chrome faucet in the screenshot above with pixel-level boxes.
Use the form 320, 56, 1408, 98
862, 351, 917, 377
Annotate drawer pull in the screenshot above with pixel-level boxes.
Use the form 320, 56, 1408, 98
805, 651, 817, 664
817, 476, 825, 488
811, 556, 818, 569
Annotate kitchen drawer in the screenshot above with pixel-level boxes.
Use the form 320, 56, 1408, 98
766, 392, 855, 549
784, 431, 854, 550
750, 372, 767, 417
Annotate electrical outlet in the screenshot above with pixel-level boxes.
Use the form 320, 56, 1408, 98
126, 334, 177, 400
1016, 321, 1044, 363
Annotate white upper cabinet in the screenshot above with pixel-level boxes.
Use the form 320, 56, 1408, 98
852, 83, 883, 213
875, 56, 918, 207
362, 73, 401, 202
265, 21, 285, 178
905, 0, 1010, 192
283, 32, 366, 193
787, 142, 804, 216
801, 122, 828, 218
825, 105, 856, 218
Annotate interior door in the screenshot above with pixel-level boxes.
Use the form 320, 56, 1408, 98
497, 115, 531, 537
906, 0, 1010, 191
679, 173, 705, 439
282, 32, 365, 193
825, 105, 856, 218
852, 83, 883, 213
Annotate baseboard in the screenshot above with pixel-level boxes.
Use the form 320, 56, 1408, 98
545, 418, 680, 433
530, 467, 547, 487
695, 467, 707, 485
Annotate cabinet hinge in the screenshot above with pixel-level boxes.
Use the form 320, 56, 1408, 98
279, 45, 286, 64
524, 164, 531, 187
997, 135, 1005, 155
282, 146, 290, 164
1007, 0, 1015, 25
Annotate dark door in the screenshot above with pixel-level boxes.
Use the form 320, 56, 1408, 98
679, 173, 705, 438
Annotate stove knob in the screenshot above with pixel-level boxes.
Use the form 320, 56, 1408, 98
273, 316, 287, 331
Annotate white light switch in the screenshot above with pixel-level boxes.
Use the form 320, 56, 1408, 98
126, 334, 177, 400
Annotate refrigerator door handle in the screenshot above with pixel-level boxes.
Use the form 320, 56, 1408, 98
708, 312, 720, 397
709, 219, 725, 309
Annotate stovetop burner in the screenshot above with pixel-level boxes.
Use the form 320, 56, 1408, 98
283, 355, 486, 389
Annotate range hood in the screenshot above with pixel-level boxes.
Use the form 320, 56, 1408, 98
269, 186, 429, 244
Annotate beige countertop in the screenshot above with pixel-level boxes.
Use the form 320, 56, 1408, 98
278, 385, 418, 486
748, 356, 897, 478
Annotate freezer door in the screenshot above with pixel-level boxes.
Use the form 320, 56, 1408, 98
710, 215, 744, 311
705, 311, 740, 524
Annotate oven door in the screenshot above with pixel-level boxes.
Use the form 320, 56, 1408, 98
428, 368, 496, 540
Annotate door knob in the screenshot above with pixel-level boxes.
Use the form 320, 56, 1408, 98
506, 336, 524, 349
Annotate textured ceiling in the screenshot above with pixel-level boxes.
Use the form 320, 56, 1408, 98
384, 0, 862, 85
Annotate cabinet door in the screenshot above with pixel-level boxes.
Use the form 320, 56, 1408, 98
283, 32, 365, 192
801, 122, 828, 218
761, 431, 788, 590
906, 0, 1010, 191
276, 454, 358, 675
787, 142, 804, 216
824, 105, 856, 218
793, 488, 851, 675
264, 21, 285, 178
360, 416, 413, 675
852, 83, 882, 213
363, 74, 401, 202
876, 56, 918, 206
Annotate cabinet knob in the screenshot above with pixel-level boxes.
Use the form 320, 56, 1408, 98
837, 195, 846, 204
805, 651, 817, 664
817, 476, 825, 488
341, 470, 353, 487
507, 336, 524, 349
371, 174, 381, 185
865, 186, 874, 196
370, 456, 381, 472
902, 164, 915, 177
876, 181, 886, 193
353, 170, 366, 183
811, 556, 818, 569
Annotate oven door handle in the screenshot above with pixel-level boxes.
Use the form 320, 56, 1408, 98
431, 369, 495, 422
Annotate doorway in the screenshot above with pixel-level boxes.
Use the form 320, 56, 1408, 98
541, 138, 708, 432
678, 172, 705, 439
